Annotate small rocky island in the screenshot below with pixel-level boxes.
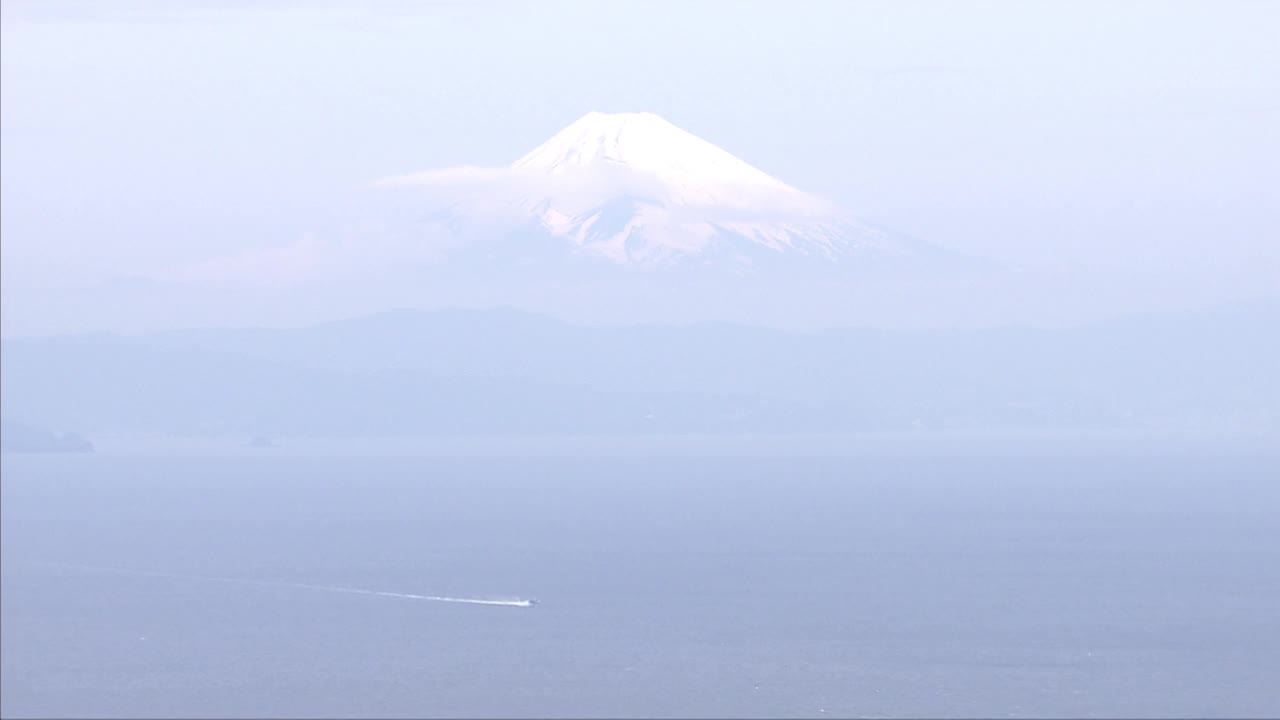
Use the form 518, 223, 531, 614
0, 420, 94, 454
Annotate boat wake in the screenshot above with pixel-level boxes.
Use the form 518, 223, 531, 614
32, 561, 535, 608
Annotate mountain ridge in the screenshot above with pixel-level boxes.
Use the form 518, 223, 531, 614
4, 300, 1276, 436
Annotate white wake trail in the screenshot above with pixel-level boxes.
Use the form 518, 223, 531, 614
33, 561, 534, 608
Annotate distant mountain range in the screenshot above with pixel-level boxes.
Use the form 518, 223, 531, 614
3, 301, 1276, 438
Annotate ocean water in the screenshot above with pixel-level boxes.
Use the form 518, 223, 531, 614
2, 434, 1278, 718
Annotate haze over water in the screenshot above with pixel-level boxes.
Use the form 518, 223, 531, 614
2, 2, 1277, 717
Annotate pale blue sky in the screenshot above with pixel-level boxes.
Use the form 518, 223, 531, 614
1, 0, 1277, 332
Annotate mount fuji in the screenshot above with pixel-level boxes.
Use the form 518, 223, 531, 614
379, 112, 926, 268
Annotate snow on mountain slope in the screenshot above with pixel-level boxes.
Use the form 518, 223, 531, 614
383, 111, 915, 267
511, 111, 795, 199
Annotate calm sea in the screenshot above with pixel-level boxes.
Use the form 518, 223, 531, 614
3, 433, 1278, 718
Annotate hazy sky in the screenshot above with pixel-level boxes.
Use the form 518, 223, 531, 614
1, 0, 1277, 333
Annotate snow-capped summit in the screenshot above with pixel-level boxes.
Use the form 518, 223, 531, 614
385, 112, 915, 267
512, 111, 792, 191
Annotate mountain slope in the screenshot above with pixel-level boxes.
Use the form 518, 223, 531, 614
387, 112, 922, 267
